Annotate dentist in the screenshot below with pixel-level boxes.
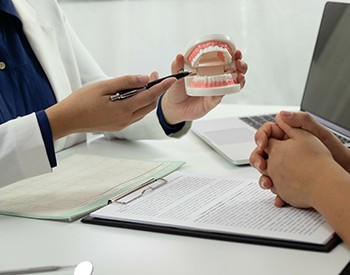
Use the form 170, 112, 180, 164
0, 0, 248, 186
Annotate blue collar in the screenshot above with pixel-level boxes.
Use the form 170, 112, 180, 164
0, 0, 19, 18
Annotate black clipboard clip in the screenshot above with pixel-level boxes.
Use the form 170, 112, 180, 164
108, 178, 167, 205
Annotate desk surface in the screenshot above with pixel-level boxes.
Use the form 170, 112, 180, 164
1, 104, 349, 275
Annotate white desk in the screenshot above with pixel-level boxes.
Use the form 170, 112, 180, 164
1, 104, 349, 275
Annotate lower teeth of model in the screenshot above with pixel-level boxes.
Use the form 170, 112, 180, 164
190, 73, 234, 87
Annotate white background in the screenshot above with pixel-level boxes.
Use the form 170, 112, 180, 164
59, 0, 350, 105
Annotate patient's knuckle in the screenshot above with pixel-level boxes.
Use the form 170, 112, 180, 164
302, 112, 313, 123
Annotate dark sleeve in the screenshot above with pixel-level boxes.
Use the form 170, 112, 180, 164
35, 110, 57, 168
156, 95, 185, 135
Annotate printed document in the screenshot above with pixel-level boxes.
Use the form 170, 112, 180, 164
91, 172, 335, 245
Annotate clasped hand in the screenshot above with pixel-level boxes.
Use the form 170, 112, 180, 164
249, 111, 350, 208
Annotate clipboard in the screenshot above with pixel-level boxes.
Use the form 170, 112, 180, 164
82, 216, 341, 252
81, 172, 341, 252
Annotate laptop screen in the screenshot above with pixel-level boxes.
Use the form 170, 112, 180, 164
301, 2, 350, 135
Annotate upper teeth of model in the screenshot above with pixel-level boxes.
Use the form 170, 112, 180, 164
191, 46, 232, 68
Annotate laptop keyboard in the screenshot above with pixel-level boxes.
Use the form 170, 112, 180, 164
239, 114, 276, 130
333, 132, 350, 145
240, 114, 350, 146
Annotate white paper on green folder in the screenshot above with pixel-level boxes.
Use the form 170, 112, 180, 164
0, 154, 184, 221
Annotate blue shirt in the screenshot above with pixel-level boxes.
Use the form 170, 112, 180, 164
0, 1, 184, 169
0, 0, 56, 167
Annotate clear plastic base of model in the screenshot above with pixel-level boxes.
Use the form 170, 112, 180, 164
184, 33, 241, 97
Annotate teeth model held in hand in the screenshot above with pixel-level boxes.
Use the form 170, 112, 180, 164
184, 34, 241, 96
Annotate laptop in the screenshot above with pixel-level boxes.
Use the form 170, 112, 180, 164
192, 1, 350, 165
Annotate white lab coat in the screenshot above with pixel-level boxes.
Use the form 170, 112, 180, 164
0, 0, 190, 186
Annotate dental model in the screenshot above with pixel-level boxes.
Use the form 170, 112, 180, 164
184, 34, 241, 96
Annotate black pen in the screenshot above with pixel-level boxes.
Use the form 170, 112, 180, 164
109, 71, 191, 101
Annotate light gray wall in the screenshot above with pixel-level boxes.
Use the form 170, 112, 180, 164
59, 0, 350, 105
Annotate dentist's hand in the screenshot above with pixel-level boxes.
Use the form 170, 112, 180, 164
46, 75, 176, 139
160, 51, 248, 125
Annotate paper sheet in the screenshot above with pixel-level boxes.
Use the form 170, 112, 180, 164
0, 154, 184, 221
92, 172, 335, 245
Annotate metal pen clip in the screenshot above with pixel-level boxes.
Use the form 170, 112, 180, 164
109, 87, 147, 101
